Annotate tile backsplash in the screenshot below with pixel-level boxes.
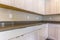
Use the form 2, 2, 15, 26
0, 8, 42, 21
42, 15, 60, 21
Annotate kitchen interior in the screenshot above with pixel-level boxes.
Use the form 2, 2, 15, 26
0, 0, 60, 40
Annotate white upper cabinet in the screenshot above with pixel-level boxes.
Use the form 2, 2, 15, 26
14, 0, 45, 14
46, 0, 60, 15
14, 0, 25, 9
0, 0, 12, 6
31, 0, 45, 14
0, 0, 45, 15
0, 0, 15, 6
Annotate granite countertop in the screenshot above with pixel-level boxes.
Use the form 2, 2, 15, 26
0, 21, 43, 31
0, 21, 60, 31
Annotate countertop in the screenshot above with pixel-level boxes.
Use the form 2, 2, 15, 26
0, 21, 60, 32
0, 21, 43, 31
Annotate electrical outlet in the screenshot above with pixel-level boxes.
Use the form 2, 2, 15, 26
36, 17, 40, 20
49, 17, 52, 20
27, 16, 30, 20
9, 13, 13, 19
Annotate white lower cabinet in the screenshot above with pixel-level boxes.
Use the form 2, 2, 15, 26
10, 31, 38, 40
21, 31, 39, 40
57, 27, 60, 40
48, 24, 60, 40
24, 26, 47, 40
21, 24, 48, 40
48, 25, 58, 40
21, 28, 48, 40
9, 37, 21, 40
10, 28, 47, 40
0, 24, 48, 40
5, 23, 60, 40
0, 24, 50, 40
38, 27, 48, 40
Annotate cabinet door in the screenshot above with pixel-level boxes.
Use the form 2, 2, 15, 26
32, 0, 45, 14
0, 0, 15, 7
21, 28, 48, 40
48, 24, 58, 40
15, 0, 45, 14
14, 0, 25, 9
37, 27, 48, 40
14, 0, 33, 11
0, 0, 45, 14
21, 31, 39, 40
0, 0, 13, 6
57, 27, 60, 40
0, 0, 10, 5
46, 0, 60, 15
8, 36, 22, 40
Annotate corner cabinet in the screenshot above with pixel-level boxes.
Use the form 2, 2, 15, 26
0, 0, 45, 15
48, 24, 60, 40
46, 0, 60, 15
8, 28, 47, 40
